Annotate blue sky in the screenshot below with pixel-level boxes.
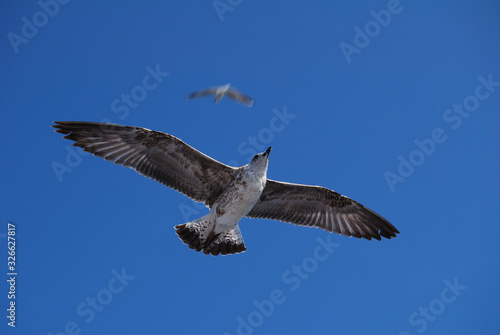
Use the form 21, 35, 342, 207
1, 1, 499, 334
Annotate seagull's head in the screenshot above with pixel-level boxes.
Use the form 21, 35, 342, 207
249, 147, 271, 173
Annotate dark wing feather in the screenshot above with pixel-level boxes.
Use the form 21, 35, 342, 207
247, 180, 399, 240
225, 88, 255, 107
52, 121, 237, 206
186, 87, 218, 100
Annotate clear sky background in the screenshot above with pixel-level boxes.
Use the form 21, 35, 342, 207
1, 1, 499, 334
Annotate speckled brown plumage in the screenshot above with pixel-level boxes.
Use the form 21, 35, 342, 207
52, 121, 399, 256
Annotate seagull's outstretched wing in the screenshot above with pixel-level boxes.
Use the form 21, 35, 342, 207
247, 180, 399, 240
52, 122, 237, 206
186, 87, 218, 100
225, 88, 255, 107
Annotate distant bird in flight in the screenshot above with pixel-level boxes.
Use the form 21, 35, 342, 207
186, 83, 255, 107
52, 122, 399, 256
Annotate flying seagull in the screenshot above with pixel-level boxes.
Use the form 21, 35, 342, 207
52, 121, 399, 256
186, 83, 255, 107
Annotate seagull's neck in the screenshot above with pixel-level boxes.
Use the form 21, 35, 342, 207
241, 162, 268, 182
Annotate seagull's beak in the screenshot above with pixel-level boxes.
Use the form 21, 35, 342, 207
265, 147, 272, 156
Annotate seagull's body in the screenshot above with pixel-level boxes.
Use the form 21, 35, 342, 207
186, 83, 255, 107
178, 149, 269, 254
52, 121, 399, 256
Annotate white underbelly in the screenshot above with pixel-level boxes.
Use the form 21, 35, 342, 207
212, 179, 265, 230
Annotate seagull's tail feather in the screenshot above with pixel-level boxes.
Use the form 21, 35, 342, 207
175, 215, 210, 253
175, 217, 246, 256
204, 224, 247, 256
